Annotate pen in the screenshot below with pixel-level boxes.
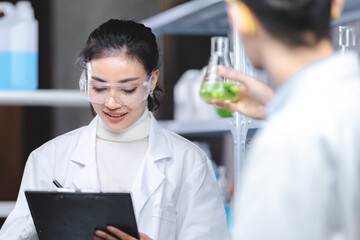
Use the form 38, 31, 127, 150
53, 179, 63, 188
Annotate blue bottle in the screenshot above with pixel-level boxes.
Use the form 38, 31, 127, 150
0, 1, 38, 90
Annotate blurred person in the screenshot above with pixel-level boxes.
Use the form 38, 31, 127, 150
0, 19, 229, 240
209, 0, 360, 239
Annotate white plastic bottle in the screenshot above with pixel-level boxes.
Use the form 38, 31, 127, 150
0, 1, 38, 90
0, 2, 15, 89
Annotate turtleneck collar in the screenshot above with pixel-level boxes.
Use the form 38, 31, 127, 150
96, 108, 151, 143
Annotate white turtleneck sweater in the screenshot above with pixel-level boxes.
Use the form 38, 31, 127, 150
96, 109, 151, 192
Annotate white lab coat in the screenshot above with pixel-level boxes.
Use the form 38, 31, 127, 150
233, 52, 360, 240
0, 113, 229, 240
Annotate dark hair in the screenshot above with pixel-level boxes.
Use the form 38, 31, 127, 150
78, 19, 163, 112
242, 0, 331, 47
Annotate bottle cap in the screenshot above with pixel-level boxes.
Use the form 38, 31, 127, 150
16, 1, 34, 20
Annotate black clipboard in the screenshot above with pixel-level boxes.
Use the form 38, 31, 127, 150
25, 191, 139, 240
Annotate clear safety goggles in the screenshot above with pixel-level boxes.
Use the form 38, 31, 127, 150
79, 63, 153, 105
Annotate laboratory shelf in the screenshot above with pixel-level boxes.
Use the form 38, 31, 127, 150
0, 201, 15, 218
158, 118, 235, 135
142, 0, 229, 36
142, 0, 360, 36
0, 90, 88, 107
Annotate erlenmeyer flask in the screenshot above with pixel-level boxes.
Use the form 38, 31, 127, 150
200, 36, 240, 103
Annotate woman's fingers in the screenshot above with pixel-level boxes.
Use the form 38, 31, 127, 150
94, 230, 118, 240
94, 227, 152, 240
217, 66, 252, 85
207, 100, 237, 112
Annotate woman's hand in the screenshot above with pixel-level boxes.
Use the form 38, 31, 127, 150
94, 226, 152, 240
208, 66, 274, 120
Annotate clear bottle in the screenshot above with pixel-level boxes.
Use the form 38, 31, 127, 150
200, 36, 240, 103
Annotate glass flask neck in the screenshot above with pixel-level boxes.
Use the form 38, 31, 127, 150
211, 36, 229, 55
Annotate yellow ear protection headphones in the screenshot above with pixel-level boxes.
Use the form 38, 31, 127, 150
225, 0, 256, 35
225, 0, 341, 21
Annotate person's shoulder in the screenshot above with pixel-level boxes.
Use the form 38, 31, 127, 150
157, 128, 213, 184
160, 127, 207, 155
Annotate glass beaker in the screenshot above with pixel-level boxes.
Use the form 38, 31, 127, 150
200, 36, 240, 103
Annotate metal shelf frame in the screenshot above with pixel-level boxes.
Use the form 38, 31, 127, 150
0, 90, 87, 107
0, 201, 15, 218
158, 118, 235, 136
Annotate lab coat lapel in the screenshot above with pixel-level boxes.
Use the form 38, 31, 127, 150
131, 114, 171, 219
70, 116, 100, 190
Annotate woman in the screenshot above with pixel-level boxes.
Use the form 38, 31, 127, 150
0, 19, 229, 240
209, 0, 360, 239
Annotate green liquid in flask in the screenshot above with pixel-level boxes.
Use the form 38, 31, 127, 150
200, 82, 240, 102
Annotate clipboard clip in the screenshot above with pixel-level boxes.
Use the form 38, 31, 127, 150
53, 179, 100, 193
